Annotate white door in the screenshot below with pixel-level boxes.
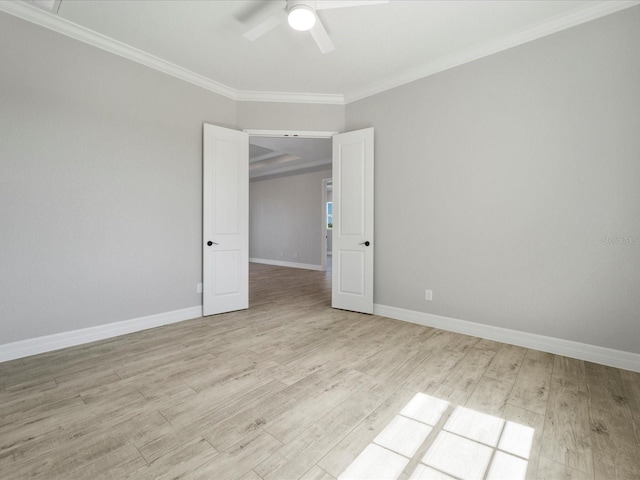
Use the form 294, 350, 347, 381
332, 128, 374, 314
202, 124, 249, 316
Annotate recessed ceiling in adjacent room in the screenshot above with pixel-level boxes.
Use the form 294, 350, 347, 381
250, 136, 332, 179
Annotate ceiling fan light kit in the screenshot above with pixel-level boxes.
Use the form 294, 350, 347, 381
243, 0, 389, 54
288, 3, 316, 31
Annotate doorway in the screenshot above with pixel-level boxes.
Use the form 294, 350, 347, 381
248, 133, 333, 273
203, 126, 374, 316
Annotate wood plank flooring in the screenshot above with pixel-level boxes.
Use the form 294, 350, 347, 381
1, 262, 639, 479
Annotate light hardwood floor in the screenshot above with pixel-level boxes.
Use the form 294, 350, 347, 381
1, 263, 639, 479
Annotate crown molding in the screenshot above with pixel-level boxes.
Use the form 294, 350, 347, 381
2, 0, 638, 106
345, 0, 640, 104
0, 1, 344, 105
0, 1, 240, 99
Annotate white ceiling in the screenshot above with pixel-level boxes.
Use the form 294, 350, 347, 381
4, 0, 638, 104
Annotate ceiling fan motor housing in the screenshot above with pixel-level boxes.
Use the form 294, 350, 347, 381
287, 0, 317, 12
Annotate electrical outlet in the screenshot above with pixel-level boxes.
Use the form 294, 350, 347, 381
197, 283, 203, 294
281, 250, 284, 257
294, 252, 298, 259
425, 289, 433, 301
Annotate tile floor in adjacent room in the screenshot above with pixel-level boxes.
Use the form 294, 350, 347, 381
1, 262, 639, 479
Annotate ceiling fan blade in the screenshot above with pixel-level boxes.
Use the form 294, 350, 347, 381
243, 9, 287, 41
316, 0, 388, 10
310, 17, 335, 54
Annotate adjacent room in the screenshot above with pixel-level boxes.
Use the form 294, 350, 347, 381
1, 1, 639, 479
249, 135, 333, 272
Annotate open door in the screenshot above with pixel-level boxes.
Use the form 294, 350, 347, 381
202, 124, 249, 316
332, 128, 374, 314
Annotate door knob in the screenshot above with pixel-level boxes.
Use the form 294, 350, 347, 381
359, 241, 371, 247
207, 241, 219, 246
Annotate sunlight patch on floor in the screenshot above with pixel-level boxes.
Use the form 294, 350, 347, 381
338, 392, 534, 480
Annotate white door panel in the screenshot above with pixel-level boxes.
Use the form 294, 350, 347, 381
339, 250, 365, 294
332, 128, 374, 314
203, 124, 248, 316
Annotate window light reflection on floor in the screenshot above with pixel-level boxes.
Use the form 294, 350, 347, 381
338, 392, 534, 480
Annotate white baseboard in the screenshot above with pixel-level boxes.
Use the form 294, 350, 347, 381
250, 258, 323, 271
4, 300, 637, 373
0, 306, 202, 363
374, 304, 640, 373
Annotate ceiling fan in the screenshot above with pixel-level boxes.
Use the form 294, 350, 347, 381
242, 0, 388, 54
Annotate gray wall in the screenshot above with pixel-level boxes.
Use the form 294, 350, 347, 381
250, 169, 332, 266
238, 101, 345, 132
0, 13, 236, 344
3, 6, 639, 357
346, 7, 640, 354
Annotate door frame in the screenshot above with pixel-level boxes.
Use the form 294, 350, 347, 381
245, 128, 338, 275
244, 129, 338, 139
321, 177, 332, 272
